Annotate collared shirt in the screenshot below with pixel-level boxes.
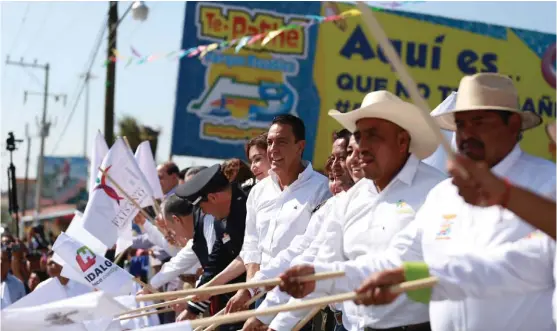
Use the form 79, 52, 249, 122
150, 239, 203, 289
271, 155, 446, 330
142, 221, 181, 257
425, 231, 555, 302
239, 161, 330, 268
315, 145, 556, 331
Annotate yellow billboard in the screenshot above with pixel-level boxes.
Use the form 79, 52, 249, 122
312, 2, 556, 168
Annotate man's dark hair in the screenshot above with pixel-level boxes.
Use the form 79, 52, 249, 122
46, 250, 55, 258
272, 114, 305, 142
332, 129, 352, 144
186, 166, 207, 178
163, 195, 194, 222
166, 162, 180, 175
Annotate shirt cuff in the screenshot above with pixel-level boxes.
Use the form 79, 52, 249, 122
240, 251, 262, 265
402, 261, 433, 304
255, 296, 277, 325
269, 312, 301, 331
313, 262, 337, 294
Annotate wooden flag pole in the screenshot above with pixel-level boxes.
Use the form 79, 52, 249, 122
293, 306, 322, 331
187, 277, 438, 329
199, 290, 267, 331
136, 271, 346, 302
119, 307, 174, 321
118, 295, 195, 317
134, 277, 159, 294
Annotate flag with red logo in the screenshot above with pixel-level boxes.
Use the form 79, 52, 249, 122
81, 137, 153, 249
53, 232, 134, 296
135, 141, 164, 200
88, 132, 110, 193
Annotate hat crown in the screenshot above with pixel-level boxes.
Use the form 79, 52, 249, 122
360, 90, 404, 109
455, 73, 519, 110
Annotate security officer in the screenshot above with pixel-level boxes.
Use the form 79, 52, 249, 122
175, 164, 247, 331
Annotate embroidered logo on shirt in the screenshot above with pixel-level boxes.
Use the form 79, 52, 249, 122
395, 200, 414, 214
524, 230, 544, 239
222, 233, 231, 244
435, 214, 456, 240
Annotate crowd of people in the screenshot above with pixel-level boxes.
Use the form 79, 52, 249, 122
1, 72, 556, 331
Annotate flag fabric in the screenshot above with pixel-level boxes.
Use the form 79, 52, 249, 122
116, 282, 160, 329
134, 320, 192, 331
82, 138, 152, 248
1, 291, 126, 331
6, 276, 72, 310
53, 212, 108, 286
53, 233, 134, 296
134, 141, 164, 200
88, 132, 109, 193
423, 92, 458, 174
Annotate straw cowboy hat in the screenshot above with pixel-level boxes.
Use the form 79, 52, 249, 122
328, 91, 438, 159
434, 73, 542, 131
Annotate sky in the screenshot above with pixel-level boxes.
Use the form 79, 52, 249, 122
1, 0, 556, 191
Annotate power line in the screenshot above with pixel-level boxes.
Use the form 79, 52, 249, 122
20, 2, 54, 56
23, 67, 42, 87
7, 3, 30, 54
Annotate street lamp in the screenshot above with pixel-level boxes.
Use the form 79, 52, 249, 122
104, 1, 149, 146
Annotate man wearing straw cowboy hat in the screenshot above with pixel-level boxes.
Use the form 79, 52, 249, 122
349, 122, 557, 320
263, 90, 446, 331
279, 73, 556, 331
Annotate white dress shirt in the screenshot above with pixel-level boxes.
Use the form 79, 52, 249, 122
239, 161, 330, 268
150, 239, 202, 289
271, 155, 446, 330
313, 145, 556, 331
425, 231, 555, 301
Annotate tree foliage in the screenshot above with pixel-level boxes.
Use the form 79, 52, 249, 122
117, 115, 160, 157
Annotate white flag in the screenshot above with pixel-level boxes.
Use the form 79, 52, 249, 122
1, 291, 126, 331
135, 141, 164, 200
53, 212, 109, 287
53, 233, 134, 296
424, 92, 458, 174
89, 132, 110, 193
135, 320, 192, 331
82, 138, 151, 248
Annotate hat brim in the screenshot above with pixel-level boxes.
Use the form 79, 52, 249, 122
329, 101, 439, 160
546, 123, 556, 144
433, 106, 542, 131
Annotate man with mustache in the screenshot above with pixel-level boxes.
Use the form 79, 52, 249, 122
279, 73, 556, 331
269, 90, 446, 331
218, 114, 330, 321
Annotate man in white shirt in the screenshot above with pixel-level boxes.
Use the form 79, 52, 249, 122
158, 162, 181, 199
38, 251, 91, 298
224, 114, 330, 314
0, 248, 26, 309
280, 73, 555, 331
265, 91, 445, 331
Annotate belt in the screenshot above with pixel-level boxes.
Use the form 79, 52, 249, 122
364, 322, 431, 331
334, 311, 343, 325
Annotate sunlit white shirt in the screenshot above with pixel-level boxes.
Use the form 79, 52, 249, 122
314, 145, 556, 331
271, 155, 446, 330
239, 161, 330, 269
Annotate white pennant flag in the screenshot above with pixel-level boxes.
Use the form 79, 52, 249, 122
82, 138, 152, 249
1, 291, 126, 331
53, 212, 108, 287
424, 92, 458, 174
89, 132, 110, 193
53, 232, 134, 296
135, 141, 164, 200
136, 320, 192, 331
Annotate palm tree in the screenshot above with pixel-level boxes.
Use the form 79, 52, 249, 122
117, 115, 160, 158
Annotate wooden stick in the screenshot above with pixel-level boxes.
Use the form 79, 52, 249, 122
293, 306, 321, 331
136, 271, 345, 302
199, 290, 267, 331
354, 3, 453, 158
118, 295, 195, 317
188, 277, 438, 329
113, 247, 129, 265
119, 307, 174, 321
134, 277, 159, 294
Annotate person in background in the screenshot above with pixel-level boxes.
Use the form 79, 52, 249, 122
157, 162, 181, 198
185, 166, 208, 182
1, 247, 27, 308
27, 271, 48, 292
222, 158, 255, 195
178, 168, 189, 185
37, 251, 90, 298
245, 132, 270, 182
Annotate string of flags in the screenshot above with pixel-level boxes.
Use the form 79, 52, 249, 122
103, 1, 424, 67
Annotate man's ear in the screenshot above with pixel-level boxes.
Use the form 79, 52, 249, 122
297, 140, 306, 156
171, 214, 181, 224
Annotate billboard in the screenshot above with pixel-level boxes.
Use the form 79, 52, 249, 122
41, 157, 88, 206
172, 2, 556, 169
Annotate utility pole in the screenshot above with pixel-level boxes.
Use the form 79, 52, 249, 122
6, 132, 23, 238
104, 1, 118, 146
80, 72, 96, 158
22, 124, 31, 225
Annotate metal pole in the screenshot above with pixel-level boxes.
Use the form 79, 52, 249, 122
104, 1, 118, 146
33, 63, 49, 222
83, 73, 91, 158
22, 124, 31, 228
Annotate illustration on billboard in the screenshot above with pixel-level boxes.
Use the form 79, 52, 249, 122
172, 1, 322, 160
41, 157, 88, 206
